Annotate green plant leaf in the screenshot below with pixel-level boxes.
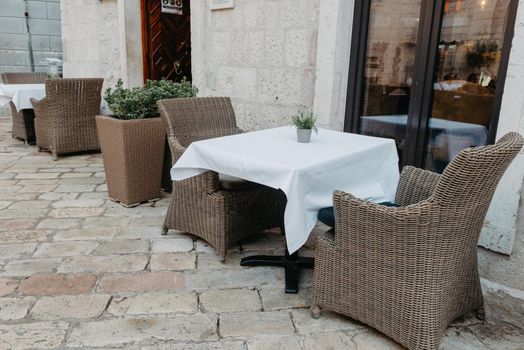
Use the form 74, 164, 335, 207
291, 108, 318, 132
103, 78, 198, 120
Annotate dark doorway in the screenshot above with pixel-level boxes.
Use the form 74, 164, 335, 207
141, 0, 191, 82
141, 0, 192, 193
344, 0, 518, 172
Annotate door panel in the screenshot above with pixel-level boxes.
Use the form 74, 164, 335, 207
422, 0, 511, 172
358, 0, 422, 166
143, 0, 191, 82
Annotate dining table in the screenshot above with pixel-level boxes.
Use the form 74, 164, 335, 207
171, 126, 400, 293
0, 83, 46, 111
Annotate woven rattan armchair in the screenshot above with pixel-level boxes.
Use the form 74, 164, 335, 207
1, 72, 47, 143
157, 97, 286, 259
31, 78, 103, 160
311, 132, 524, 350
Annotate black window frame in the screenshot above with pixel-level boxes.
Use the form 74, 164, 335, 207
343, 0, 520, 168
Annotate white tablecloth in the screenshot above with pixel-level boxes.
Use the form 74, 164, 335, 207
171, 127, 400, 253
0, 84, 45, 111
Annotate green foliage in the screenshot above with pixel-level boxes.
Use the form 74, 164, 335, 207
291, 109, 318, 132
466, 41, 499, 68
104, 78, 198, 120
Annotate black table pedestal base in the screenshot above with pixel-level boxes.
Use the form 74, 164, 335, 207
240, 250, 314, 294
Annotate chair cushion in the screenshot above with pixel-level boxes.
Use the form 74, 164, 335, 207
219, 173, 258, 191
318, 207, 336, 228
318, 201, 399, 228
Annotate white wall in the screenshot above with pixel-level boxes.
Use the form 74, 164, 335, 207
60, 0, 142, 91
480, 0, 524, 254
191, 0, 320, 131
313, 0, 353, 131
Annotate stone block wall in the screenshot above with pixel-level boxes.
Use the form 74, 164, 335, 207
191, 0, 321, 131
479, 0, 524, 256
0, 0, 62, 75
60, 0, 143, 93
60, 0, 121, 90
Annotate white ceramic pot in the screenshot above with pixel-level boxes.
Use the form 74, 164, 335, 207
297, 128, 312, 143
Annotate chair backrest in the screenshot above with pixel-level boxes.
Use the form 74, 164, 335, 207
44, 78, 103, 118
157, 97, 239, 148
1, 72, 47, 84
432, 132, 523, 223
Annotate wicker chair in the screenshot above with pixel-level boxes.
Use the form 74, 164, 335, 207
1, 72, 47, 143
157, 97, 286, 259
31, 78, 103, 160
311, 132, 524, 350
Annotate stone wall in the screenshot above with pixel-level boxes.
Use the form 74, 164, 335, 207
61, 0, 322, 128
313, 0, 353, 131
60, 0, 120, 90
60, 0, 143, 92
479, 0, 524, 256
0, 0, 62, 74
191, 0, 321, 131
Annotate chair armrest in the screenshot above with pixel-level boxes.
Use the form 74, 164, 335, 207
30, 97, 48, 113
395, 166, 440, 206
30, 97, 51, 125
332, 190, 437, 249
167, 135, 186, 164
167, 135, 220, 194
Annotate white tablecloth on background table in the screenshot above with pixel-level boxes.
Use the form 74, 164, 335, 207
171, 126, 400, 253
0, 84, 45, 111
360, 115, 488, 160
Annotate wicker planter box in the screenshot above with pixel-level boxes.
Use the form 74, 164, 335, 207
96, 115, 165, 206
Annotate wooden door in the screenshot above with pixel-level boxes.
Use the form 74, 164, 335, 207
142, 0, 191, 82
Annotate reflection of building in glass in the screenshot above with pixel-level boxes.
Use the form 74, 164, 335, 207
363, 0, 509, 119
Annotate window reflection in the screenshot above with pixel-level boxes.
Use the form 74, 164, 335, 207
359, 0, 422, 165
424, 0, 509, 172
358, 0, 511, 173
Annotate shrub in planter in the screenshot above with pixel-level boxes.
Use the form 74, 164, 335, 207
96, 79, 198, 206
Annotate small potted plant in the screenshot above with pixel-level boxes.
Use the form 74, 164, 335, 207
96, 78, 197, 206
292, 109, 318, 143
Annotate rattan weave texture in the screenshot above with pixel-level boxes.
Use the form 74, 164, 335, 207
31, 78, 103, 159
311, 132, 523, 350
1, 72, 47, 84
96, 115, 165, 206
1, 72, 47, 142
157, 97, 286, 259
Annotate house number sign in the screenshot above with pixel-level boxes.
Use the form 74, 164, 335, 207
161, 0, 183, 15
210, 0, 234, 10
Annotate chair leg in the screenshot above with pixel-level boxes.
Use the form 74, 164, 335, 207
161, 226, 168, 235
474, 305, 486, 322
37, 146, 42, 152
51, 150, 58, 161
310, 304, 322, 319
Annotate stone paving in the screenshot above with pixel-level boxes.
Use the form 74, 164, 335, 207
0, 115, 523, 349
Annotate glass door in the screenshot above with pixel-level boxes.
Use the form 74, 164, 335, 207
345, 0, 518, 172
357, 0, 422, 166
422, 0, 513, 172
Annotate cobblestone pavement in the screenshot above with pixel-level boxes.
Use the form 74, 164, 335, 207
0, 116, 523, 349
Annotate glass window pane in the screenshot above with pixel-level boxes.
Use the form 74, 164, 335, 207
359, 0, 422, 165
423, 0, 511, 172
